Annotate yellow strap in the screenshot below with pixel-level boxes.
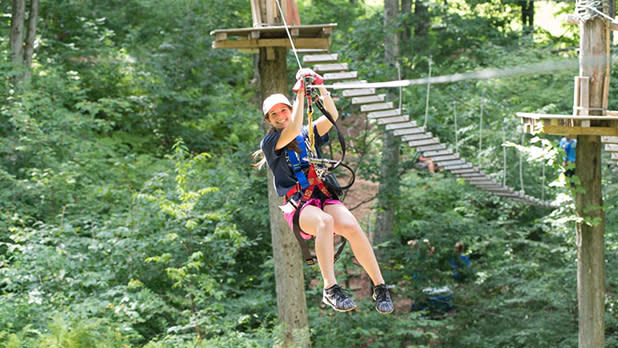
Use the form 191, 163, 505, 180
307, 109, 316, 153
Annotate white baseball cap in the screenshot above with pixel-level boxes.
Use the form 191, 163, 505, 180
262, 94, 292, 116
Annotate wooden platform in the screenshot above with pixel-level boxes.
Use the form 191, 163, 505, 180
210, 24, 336, 50
517, 112, 618, 136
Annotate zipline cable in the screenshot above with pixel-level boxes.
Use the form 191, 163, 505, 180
274, 0, 303, 70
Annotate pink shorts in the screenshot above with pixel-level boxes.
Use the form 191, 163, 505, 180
283, 198, 344, 239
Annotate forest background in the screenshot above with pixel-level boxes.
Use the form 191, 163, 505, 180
0, 0, 617, 347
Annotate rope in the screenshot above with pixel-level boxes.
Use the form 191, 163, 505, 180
397, 61, 403, 112
273, 0, 303, 70
424, 58, 432, 127
478, 90, 484, 163
519, 129, 525, 193
502, 123, 507, 187
454, 101, 458, 154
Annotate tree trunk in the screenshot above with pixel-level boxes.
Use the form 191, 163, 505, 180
24, 0, 39, 68
258, 46, 310, 348
575, 12, 607, 348
373, 131, 400, 245
520, 0, 534, 33
374, 0, 401, 246
401, 0, 412, 52
414, 0, 429, 39
383, 0, 400, 62
10, 0, 26, 67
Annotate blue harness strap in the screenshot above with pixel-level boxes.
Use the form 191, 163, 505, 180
287, 135, 310, 189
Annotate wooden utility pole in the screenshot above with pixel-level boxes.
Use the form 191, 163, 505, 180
259, 44, 311, 348
211, 2, 335, 347
516, 3, 613, 346
575, 9, 607, 348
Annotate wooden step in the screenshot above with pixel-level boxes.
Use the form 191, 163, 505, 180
352, 94, 385, 105
443, 163, 473, 170
302, 54, 339, 64
361, 102, 394, 112
437, 159, 466, 167
393, 127, 425, 136
402, 132, 434, 142
431, 154, 460, 162
416, 143, 446, 152
342, 88, 375, 97
377, 115, 409, 125
450, 168, 478, 174
313, 63, 349, 72
407, 137, 439, 147
424, 149, 454, 157
385, 120, 418, 130
367, 109, 401, 119
323, 71, 358, 81
604, 144, 618, 152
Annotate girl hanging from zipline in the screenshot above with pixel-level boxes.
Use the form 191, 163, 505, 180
258, 68, 394, 314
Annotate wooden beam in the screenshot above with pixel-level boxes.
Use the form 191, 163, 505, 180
402, 133, 434, 142
212, 38, 330, 50
541, 124, 618, 136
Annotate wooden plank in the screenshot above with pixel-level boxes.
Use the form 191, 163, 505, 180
323, 71, 357, 81
342, 88, 374, 97
352, 94, 385, 105
443, 163, 473, 170
313, 63, 348, 72
377, 115, 409, 125
424, 149, 453, 157
393, 127, 425, 136
361, 102, 394, 112
580, 76, 590, 127
385, 120, 417, 130
210, 24, 338, 37
611, 153, 618, 160
250, 0, 262, 27
408, 137, 439, 147
604, 144, 618, 152
212, 38, 330, 50
450, 168, 478, 174
416, 143, 446, 152
303, 53, 338, 63
541, 124, 618, 136
431, 154, 460, 162
602, 136, 618, 144
436, 159, 466, 167
458, 173, 485, 178
516, 112, 618, 120
402, 133, 434, 142
367, 109, 401, 119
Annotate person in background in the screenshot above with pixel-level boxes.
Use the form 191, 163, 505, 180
559, 136, 576, 186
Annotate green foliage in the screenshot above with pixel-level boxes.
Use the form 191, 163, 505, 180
2, 0, 617, 346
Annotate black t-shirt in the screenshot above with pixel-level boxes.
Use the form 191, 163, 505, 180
260, 125, 330, 196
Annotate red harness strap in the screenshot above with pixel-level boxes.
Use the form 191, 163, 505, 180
286, 164, 330, 201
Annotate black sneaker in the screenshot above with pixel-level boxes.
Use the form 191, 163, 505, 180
323, 284, 357, 312
373, 284, 394, 314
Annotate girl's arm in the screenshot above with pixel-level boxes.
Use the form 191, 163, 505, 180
314, 87, 339, 137
274, 88, 305, 150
